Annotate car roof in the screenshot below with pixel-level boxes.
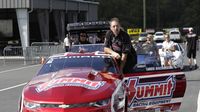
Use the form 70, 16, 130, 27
139, 32, 148, 34
67, 21, 109, 32
169, 30, 180, 33
155, 31, 164, 34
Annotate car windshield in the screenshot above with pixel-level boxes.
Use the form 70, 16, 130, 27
157, 44, 179, 51
155, 33, 163, 36
70, 44, 104, 52
134, 42, 157, 55
37, 55, 117, 75
139, 33, 147, 37
170, 32, 180, 34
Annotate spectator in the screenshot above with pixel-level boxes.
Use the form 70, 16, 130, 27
63, 34, 71, 52
96, 32, 106, 43
142, 34, 158, 56
104, 17, 137, 74
79, 32, 90, 44
162, 33, 175, 66
88, 34, 97, 44
186, 28, 198, 70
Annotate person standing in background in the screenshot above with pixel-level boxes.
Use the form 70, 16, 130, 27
79, 32, 91, 44
162, 34, 175, 67
186, 28, 198, 70
142, 34, 159, 56
64, 34, 71, 52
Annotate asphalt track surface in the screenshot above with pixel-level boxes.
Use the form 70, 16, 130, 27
0, 50, 200, 112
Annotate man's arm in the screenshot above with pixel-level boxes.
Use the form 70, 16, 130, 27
104, 47, 127, 73
104, 47, 121, 59
169, 41, 175, 52
104, 30, 120, 58
120, 53, 127, 73
169, 45, 175, 52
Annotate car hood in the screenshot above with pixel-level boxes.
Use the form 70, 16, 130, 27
23, 68, 118, 104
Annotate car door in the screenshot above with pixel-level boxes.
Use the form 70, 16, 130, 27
124, 68, 186, 112
178, 43, 185, 57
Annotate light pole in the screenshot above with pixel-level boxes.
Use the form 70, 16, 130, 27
156, 0, 160, 29
143, 0, 146, 32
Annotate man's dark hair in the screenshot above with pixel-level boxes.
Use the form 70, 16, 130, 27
79, 31, 86, 35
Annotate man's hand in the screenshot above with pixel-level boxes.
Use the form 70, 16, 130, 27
111, 52, 121, 59
104, 47, 121, 59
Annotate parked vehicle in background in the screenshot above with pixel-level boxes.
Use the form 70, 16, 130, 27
138, 32, 148, 42
169, 30, 181, 41
153, 31, 164, 41
146, 28, 155, 35
157, 42, 185, 70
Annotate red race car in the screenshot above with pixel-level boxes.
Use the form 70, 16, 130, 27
18, 51, 186, 112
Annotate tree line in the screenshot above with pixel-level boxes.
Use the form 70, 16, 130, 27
93, 0, 200, 31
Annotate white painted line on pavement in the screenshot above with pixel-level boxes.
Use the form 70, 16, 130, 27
197, 90, 200, 112
0, 82, 27, 92
0, 64, 40, 74
0, 64, 40, 92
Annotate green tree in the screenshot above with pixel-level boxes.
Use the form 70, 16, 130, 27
180, 0, 200, 27
96, 0, 143, 29
93, 0, 200, 30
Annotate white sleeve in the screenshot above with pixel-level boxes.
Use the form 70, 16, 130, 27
162, 42, 166, 49
170, 41, 175, 48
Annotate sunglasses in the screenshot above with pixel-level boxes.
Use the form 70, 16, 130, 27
80, 34, 86, 37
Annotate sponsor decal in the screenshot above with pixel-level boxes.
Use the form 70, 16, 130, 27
63, 55, 105, 59
146, 66, 174, 71
126, 76, 176, 108
36, 77, 105, 92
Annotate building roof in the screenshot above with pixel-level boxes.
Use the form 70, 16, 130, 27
0, 0, 99, 9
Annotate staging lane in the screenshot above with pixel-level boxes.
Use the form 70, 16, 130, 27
0, 64, 41, 112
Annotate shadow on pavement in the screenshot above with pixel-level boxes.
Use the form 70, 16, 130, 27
183, 65, 199, 72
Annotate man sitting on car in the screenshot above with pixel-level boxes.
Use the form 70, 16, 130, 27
162, 33, 175, 66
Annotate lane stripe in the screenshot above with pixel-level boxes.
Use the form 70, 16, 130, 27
0, 64, 40, 74
0, 64, 40, 92
0, 82, 27, 92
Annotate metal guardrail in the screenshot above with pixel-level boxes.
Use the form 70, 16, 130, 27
25, 45, 64, 64
1, 43, 104, 65
2, 46, 24, 65
31, 42, 59, 46
1, 43, 65, 65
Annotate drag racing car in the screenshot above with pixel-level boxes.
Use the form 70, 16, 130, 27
157, 42, 185, 69
18, 50, 186, 112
